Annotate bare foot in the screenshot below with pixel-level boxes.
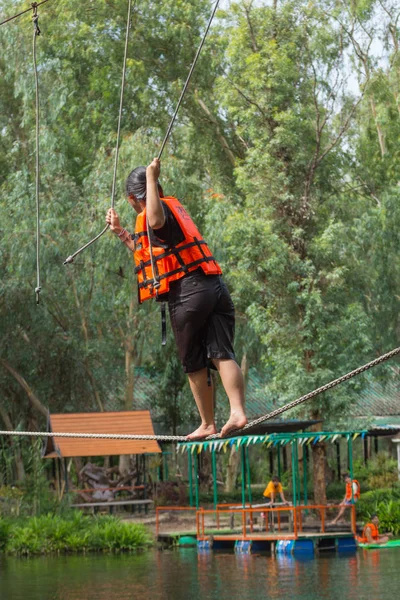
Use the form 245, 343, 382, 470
220, 412, 248, 437
186, 423, 217, 441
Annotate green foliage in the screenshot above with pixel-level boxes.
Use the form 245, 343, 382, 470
1, 0, 400, 501
153, 481, 188, 507
0, 485, 24, 517
2, 513, 153, 556
0, 518, 11, 551
356, 485, 400, 534
374, 500, 400, 536
354, 453, 399, 489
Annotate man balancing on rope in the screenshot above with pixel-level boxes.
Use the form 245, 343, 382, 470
106, 158, 247, 440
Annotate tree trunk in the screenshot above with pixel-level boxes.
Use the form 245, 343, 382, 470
0, 405, 26, 482
224, 445, 240, 492
119, 454, 131, 477
0, 358, 48, 418
125, 345, 135, 410
370, 97, 386, 157
312, 441, 327, 505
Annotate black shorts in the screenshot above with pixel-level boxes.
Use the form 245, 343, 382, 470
168, 270, 236, 373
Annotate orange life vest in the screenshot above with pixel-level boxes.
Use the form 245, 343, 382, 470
358, 522, 379, 544
345, 479, 361, 501
133, 196, 222, 303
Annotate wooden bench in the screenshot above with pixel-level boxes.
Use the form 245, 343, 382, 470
71, 499, 153, 515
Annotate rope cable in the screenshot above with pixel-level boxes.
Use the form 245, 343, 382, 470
146, 0, 220, 289
63, 0, 134, 265
0, 0, 53, 27
157, 0, 220, 161
32, 3, 41, 304
205, 344, 400, 440
1, 345, 399, 442
64, 0, 221, 267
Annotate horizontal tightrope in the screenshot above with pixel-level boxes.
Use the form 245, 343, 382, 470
1, 345, 399, 443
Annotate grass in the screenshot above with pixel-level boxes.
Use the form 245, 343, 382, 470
0, 512, 153, 556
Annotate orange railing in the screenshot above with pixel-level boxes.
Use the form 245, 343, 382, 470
156, 505, 203, 536
215, 502, 253, 529
197, 506, 297, 541
294, 504, 357, 535
156, 503, 357, 539
196, 503, 356, 540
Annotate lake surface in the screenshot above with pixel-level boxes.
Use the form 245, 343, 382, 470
1, 548, 399, 600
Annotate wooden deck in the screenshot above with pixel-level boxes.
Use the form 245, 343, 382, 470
155, 505, 358, 553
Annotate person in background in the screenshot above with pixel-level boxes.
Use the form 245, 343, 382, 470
331, 472, 360, 525
357, 514, 390, 545
263, 476, 290, 505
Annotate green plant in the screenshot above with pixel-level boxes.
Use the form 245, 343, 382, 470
153, 481, 188, 506
357, 487, 400, 535
375, 500, 400, 536
0, 485, 24, 517
3, 513, 153, 556
0, 518, 11, 551
353, 453, 398, 489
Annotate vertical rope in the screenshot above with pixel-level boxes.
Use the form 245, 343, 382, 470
111, 0, 132, 210
65, 0, 221, 266
157, 0, 221, 161
146, 0, 221, 288
32, 3, 41, 304
63, 0, 134, 265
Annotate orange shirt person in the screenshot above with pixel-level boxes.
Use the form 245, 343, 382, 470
358, 514, 390, 545
331, 473, 360, 525
263, 476, 289, 505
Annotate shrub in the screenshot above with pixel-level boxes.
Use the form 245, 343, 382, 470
0, 518, 11, 551
153, 481, 188, 506
3, 513, 153, 556
0, 486, 24, 517
357, 487, 400, 535
353, 453, 398, 489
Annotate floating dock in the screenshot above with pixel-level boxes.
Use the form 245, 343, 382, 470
156, 504, 358, 555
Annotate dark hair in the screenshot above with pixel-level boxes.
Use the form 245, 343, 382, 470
343, 473, 350, 479
371, 513, 378, 520
272, 476, 280, 483
125, 166, 163, 201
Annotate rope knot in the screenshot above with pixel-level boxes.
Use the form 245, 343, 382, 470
35, 286, 41, 305
31, 3, 40, 35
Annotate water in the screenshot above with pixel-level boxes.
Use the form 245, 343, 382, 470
0, 549, 399, 600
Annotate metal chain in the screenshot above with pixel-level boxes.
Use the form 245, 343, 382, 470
63, 0, 134, 265
1, 346, 399, 442
32, 3, 41, 304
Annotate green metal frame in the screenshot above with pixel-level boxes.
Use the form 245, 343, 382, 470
240, 445, 246, 507
277, 447, 282, 479
193, 452, 199, 509
303, 445, 308, 507
181, 430, 364, 509
188, 451, 193, 507
348, 436, 354, 503
245, 446, 252, 505
212, 449, 218, 509
291, 441, 297, 507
